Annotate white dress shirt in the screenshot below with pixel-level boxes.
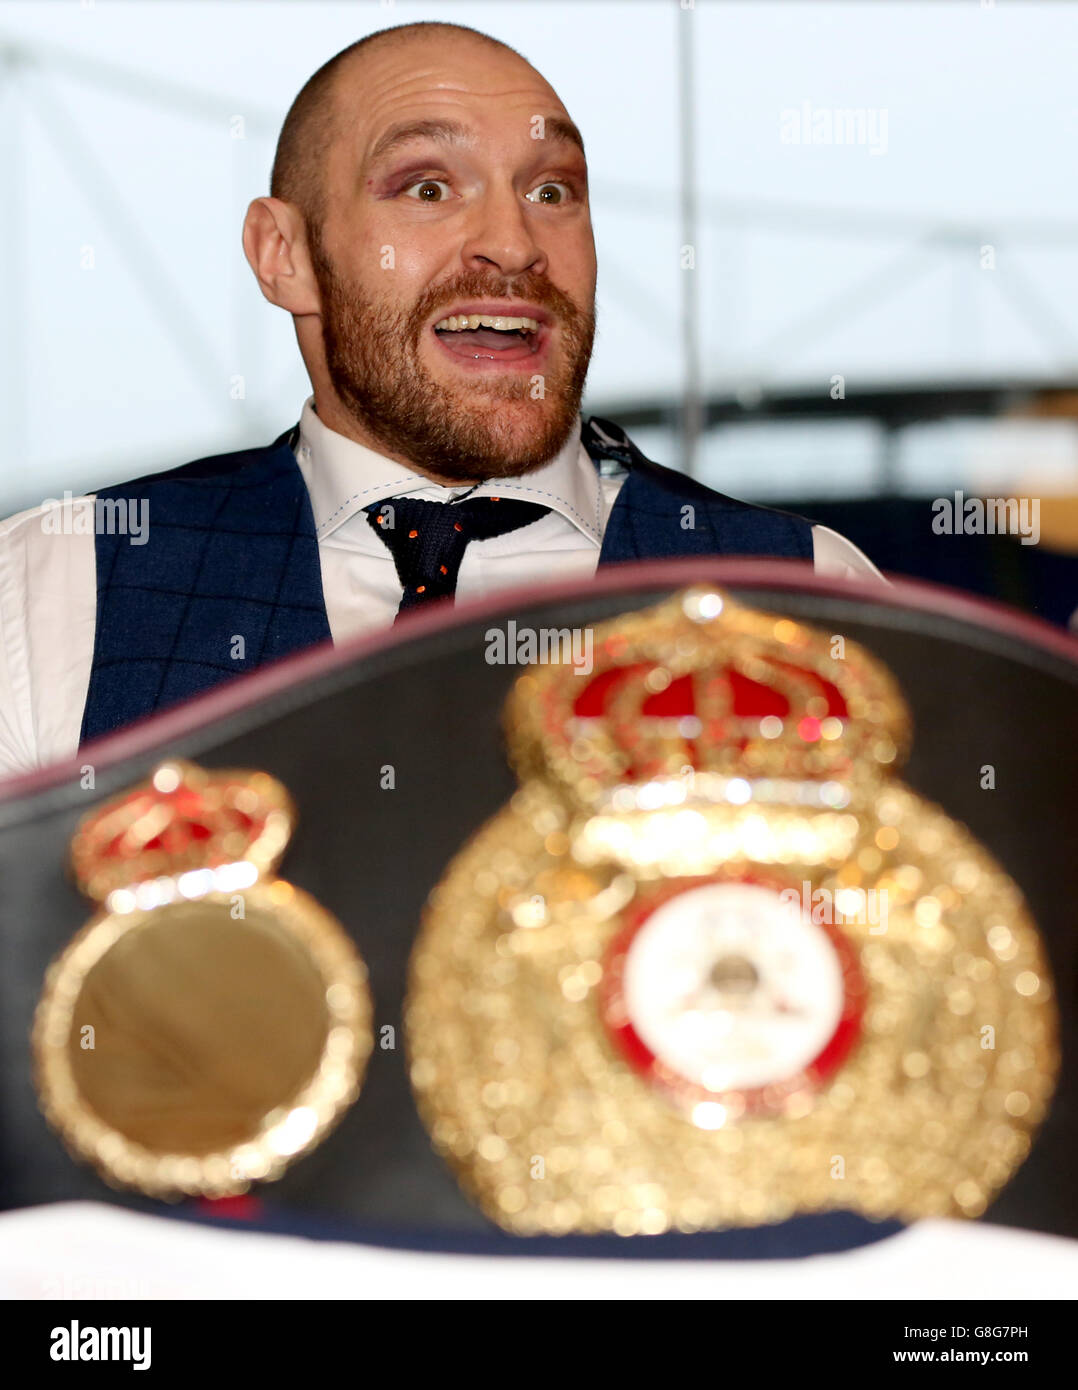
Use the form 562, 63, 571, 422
0, 398, 881, 779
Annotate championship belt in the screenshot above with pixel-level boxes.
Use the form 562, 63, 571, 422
32, 760, 372, 1199
406, 587, 1058, 1235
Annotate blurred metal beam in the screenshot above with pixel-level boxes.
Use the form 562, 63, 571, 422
595, 379, 1078, 434
986, 248, 1078, 372
748, 236, 940, 375
591, 181, 1078, 246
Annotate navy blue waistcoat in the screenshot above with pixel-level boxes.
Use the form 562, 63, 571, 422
80, 416, 812, 743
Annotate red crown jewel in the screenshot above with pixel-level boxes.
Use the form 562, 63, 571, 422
71, 760, 294, 901
506, 589, 909, 808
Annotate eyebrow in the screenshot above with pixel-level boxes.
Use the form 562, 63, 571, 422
367, 114, 586, 167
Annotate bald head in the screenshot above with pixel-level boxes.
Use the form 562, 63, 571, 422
270, 22, 532, 242
246, 18, 596, 483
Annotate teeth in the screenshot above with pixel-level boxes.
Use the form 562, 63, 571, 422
433, 313, 540, 333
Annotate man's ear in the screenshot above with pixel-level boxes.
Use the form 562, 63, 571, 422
242, 197, 321, 316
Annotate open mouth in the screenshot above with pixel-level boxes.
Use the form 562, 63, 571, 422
431, 312, 548, 367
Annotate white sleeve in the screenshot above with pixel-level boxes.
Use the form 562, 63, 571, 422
0, 503, 97, 781
811, 523, 887, 583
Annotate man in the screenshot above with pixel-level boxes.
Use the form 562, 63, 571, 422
0, 20, 879, 779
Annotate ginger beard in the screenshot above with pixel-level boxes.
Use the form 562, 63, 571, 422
311, 240, 596, 483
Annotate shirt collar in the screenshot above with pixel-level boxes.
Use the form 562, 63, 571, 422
294, 396, 603, 546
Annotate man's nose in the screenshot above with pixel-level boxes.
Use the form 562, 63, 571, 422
458, 185, 547, 278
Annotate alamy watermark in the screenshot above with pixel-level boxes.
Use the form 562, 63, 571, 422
485, 620, 593, 675
780, 101, 889, 156
779, 881, 889, 935
40, 493, 148, 546
931, 491, 1039, 546
50, 1321, 151, 1370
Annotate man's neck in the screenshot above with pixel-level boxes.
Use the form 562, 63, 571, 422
309, 391, 566, 489
309, 394, 473, 485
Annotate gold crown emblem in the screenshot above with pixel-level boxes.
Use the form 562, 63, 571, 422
70, 761, 295, 903
408, 589, 1058, 1237
506, 588, 911, 813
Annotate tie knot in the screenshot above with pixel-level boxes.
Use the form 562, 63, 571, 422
365, 494, 549, 614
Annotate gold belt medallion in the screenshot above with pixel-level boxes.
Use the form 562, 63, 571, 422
34, 760, 372, 1199
406, 588, 1058, 1235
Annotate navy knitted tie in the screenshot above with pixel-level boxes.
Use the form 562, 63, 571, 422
365, 494, 550, 618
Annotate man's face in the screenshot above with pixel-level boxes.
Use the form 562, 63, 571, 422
310, 38, 597, 482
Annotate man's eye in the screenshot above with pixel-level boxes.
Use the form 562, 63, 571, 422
403, 179, 451, 202
526, 181, 572, 205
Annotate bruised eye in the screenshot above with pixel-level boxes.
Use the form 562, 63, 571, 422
526, 181, 571, 205
403, 179, 451, 202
